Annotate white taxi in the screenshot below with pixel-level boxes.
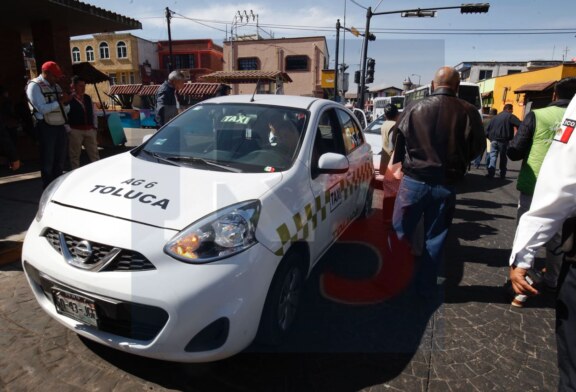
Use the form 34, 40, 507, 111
22, 94, 374, 362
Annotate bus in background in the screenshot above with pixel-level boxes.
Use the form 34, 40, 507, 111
404, 82, 482, 113
372, 96, 405, 119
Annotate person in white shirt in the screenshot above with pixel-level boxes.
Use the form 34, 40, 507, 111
509, 93, 576, 391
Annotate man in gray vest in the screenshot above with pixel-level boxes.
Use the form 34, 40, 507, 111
26, 61, 71, 188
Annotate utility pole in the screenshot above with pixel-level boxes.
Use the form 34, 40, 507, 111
165, 7, 174, 72
334, 19, 341, 102
358, 7, 372, 111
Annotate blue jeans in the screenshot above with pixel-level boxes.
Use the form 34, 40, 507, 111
488, 140, 508, 177
392, 175, 456, 294
38, 121, 68, 189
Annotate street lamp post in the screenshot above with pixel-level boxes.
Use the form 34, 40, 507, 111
356, 3, 490, 110
411, 73, 421, 87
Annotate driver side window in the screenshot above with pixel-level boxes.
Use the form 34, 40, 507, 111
311, 109, 345, 178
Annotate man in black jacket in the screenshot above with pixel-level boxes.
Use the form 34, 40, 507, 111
485, 103, 520, 178
392, 66, 485, 297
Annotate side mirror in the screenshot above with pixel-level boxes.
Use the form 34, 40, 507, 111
317, 153, 349, 174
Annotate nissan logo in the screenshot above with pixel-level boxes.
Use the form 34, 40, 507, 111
73, 240, 93, 263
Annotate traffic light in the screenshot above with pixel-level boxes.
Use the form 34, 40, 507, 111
354, 70, 360, 84
461, 3, 490, 13
365, 58, 375, 84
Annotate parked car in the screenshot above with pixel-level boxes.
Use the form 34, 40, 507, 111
22, 94, 374, 363
362, 114, 385, 174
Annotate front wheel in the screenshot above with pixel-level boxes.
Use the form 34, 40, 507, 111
256, 251, 305, 346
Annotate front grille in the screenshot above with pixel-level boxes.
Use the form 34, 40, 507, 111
43, 228, 155, 272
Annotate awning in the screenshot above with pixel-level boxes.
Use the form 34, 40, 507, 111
179, 83, 225, 98
514, 81, 556, 93
138, 85, 159, 96
107, 83, 228, 98
481, 91, 493, 98
4, 0, 142, 41
108, 84, 142, 95
71, 62, 110, 84
199, 71, 292, 84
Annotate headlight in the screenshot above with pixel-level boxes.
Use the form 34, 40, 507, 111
35, 172, 71, 222
164, 200, 261, 263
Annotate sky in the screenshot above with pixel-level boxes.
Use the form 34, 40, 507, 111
80, 0, 576, 89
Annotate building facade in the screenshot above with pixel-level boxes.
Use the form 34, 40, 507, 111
70, 33, 158, 86
222, 36, 329, 97
455, 60, 567, 83
477, 63, 576, 119
157, 39, 223, 81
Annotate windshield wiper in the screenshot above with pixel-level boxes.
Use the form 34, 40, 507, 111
164, 156, 242, 173
139, 149, 181, 166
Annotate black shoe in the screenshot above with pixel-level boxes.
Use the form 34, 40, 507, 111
500, 174, 506, 179
485, 173, 494, 178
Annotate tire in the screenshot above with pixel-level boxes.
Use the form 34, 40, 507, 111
256, 251, 305, 346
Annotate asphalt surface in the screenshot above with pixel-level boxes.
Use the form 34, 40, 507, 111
0, 148, 559, 391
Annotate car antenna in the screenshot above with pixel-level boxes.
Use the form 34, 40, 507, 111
250, 79, 261, 102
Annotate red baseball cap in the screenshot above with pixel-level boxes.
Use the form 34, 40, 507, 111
41, 61, 64, 78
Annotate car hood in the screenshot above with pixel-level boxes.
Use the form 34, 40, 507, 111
51, 152, 283, 231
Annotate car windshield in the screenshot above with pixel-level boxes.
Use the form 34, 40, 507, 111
364, 115, 385, 134
136, 103, 308, 173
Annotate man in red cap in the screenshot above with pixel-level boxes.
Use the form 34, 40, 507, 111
26, 61, 71, 188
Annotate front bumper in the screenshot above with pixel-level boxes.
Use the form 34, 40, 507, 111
22, 205, 280, 362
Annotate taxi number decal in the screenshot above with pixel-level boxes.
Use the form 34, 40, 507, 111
90, 182, 170, 210
329, 182, 343, 212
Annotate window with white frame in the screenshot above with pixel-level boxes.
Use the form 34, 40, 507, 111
86, 46, 94, 62
99, 42, 110, 59
71, 47, 81, 63
117, 41, 127, 59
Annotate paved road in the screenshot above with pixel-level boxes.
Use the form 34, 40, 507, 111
0, 157, 558, 391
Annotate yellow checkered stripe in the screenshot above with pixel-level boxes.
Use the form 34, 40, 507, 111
341, 162, 373, 201
274, 191, 330, 256
272, 162, 373, 257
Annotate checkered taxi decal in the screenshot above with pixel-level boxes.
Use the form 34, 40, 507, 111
273, 162, 373, 256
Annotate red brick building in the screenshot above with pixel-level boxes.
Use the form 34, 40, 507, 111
157, 39, 223, 81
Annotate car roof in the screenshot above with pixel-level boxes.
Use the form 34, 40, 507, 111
202, 94, 323, 110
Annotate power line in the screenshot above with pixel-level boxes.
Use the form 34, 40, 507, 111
349, 0, 368, 10
171, 13, 228, 33
156, 13, 576, 36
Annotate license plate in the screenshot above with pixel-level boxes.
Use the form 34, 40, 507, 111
53, 289, 98, 327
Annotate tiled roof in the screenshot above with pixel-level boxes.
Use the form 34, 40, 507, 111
51, 0, 141, 30
108, 83, 226, 98
138, 85, 159, 96
108, 84, 142, 95
178, 83, 222, 98
200, 71, 293, 83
